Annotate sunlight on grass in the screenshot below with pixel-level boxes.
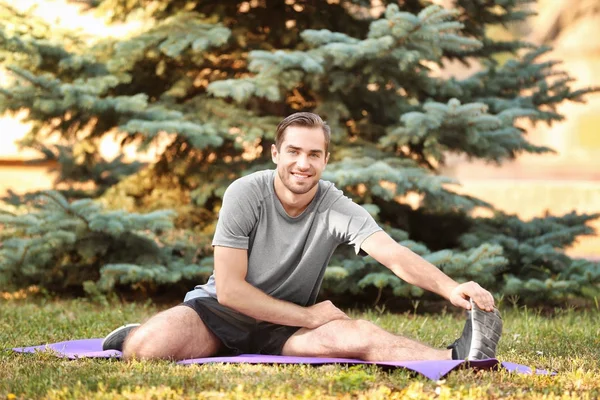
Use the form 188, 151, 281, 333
0, 285, 39, 300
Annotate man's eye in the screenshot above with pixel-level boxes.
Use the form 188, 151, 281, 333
288, 150, 297, 154
310, 153, 320, 158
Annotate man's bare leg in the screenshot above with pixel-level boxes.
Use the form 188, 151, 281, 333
282, 319, 451, 361
122, 305, 222, 361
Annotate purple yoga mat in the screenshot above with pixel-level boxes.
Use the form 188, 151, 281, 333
12, 338, 552, 381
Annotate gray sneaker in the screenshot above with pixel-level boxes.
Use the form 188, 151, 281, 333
447, 299, 502, 360
102, 323, 140, 352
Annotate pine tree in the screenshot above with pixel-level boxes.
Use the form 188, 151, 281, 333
0, 0, 598, 304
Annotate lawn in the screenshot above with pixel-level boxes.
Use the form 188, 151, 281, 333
1, 293, 599, 399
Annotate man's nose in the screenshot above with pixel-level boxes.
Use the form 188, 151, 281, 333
296, 155, 309, 170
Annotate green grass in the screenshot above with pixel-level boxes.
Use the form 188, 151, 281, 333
1, 296, 599, 399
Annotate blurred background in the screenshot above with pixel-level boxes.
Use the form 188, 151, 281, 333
1, 0, 598, 259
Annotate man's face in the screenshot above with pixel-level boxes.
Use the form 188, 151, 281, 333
271, 126, 329, 195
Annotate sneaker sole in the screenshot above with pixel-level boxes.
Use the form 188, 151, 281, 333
467, 299, 502, 360
101, 323, 141, 351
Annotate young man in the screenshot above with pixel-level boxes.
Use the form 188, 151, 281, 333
103, 112, 502, 362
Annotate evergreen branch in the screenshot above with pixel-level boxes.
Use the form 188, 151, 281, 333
16, 242, 32, 270
5, 65, 57, 91
40, 191, 90, 230
0, 88, 14, 99
0, 209, 16, 217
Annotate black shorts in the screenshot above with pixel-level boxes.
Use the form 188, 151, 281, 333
181, 296, 301, 356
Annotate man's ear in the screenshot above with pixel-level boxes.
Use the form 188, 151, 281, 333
324, 152, 330, 168
271, 143, 279, 164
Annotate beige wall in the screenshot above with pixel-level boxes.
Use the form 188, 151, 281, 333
0, 163, 56, 196
0, 111, 55, 195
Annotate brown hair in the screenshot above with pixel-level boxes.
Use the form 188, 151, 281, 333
275, 112, 331, 152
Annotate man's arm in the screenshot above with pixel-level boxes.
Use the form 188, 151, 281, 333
213, 245, 349, 328
360, 231, 495, 311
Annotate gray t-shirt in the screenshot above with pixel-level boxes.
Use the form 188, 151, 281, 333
184, 169, 381, 310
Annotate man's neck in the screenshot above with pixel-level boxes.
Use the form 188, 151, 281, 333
273, 176, 318, 217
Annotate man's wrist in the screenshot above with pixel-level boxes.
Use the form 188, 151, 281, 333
442, 282, 460, 301
302, 306, 316, 329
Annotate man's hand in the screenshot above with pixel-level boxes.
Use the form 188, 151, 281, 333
306, 300, 350, 329
449, 281, 495, 312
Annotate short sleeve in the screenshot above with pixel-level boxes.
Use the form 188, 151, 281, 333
212, 179, 260, 249
327, 196, 382, 255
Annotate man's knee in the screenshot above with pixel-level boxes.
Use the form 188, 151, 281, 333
319, 319, 376, 349
122, 326, 161, 360
335, 319, 378, 336
351, 319, 377, 332
122, 306, 221, 361
349, 319, 379, 343
121, 308, 187, 360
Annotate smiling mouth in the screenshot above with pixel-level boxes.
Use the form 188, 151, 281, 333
291, 172, 311, 179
